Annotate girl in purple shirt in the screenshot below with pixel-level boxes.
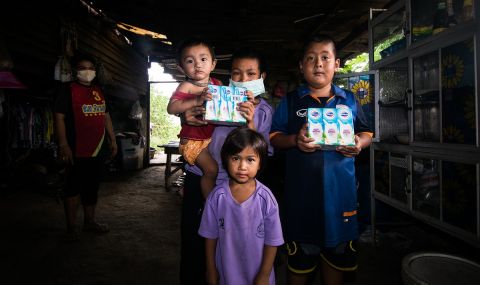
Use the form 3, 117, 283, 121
199, 128, 284, 285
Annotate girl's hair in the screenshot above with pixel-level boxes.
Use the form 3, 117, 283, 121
230, 46, 268, 74
176, 37, 216, 66
300, 34, 337, 59
221, 127, 268, 174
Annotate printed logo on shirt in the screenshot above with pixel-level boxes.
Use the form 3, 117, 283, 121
82, 102, 106, 117
296, 109, 307, 118
218, 218, 225, 230
92, 90, 102, 101
256, 222, 265, 238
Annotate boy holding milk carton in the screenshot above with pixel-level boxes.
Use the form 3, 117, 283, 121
270, 35, 373, 284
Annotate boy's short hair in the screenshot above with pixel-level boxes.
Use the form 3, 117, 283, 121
176, 37, 216, 66
221, 127, 268, 174
300, 34, 337, 59
231, 46, 268, 74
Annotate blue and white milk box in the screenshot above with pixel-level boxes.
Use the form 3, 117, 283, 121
337, 107, 355, 146
323, 108, 339, 146
307, 108, 324, 144
205, 85, 248, 125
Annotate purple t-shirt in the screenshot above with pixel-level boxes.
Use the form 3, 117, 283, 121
198, 180, 284, 285
186, 98, 273, 184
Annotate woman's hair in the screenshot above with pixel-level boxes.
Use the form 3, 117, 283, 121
300, 34, 337, 59
176, 37, 216, 66
72, 53, 96, 69
221, 127, 268, 174
230, 46, 267, 74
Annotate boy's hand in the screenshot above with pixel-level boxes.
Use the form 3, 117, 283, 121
184, 106, 207, 126
238, 101, 255, 130
237, 101, 255, 124
336, 135, 362, 157
297, 123, 318, 152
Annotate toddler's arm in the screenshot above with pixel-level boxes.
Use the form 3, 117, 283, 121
167, 84, 211, 115
254, 245, 277, 285
167, 94, 206, 115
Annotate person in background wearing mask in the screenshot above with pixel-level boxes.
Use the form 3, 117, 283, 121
54, 54, 117, 241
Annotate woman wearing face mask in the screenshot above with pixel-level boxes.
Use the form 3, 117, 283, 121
54, 54, 117, 241
179, 46, 275, 285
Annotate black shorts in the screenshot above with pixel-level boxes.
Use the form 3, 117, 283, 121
285, 240, 358, 274
64, 157, 103, 205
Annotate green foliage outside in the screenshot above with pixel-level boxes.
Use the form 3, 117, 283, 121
373, 33, 404, 62
337, 34, 404, 74
338, 53, 369, 74
149, 84, 180, 152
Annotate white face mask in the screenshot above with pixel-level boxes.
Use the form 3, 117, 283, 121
229, 77, 265, 97
77, 70, 96, 83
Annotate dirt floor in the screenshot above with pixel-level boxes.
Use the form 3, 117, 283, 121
1, 163, 479, 285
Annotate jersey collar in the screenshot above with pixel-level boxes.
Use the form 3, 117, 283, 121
297, 84, 347, 100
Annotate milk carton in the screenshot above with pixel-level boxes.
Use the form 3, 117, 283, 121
307, 108, 324, 144
323, 108, 339, 146
205, 85, 248, 125
337, 107, 355, 146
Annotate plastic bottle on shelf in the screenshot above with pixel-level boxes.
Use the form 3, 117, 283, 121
446, 0, 457, 27
432, 0, 448, 34
462, 0, 474, 21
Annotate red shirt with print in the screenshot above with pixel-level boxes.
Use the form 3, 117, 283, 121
68, 82, 106, 157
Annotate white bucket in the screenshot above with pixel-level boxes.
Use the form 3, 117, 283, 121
402, 252, 480, 285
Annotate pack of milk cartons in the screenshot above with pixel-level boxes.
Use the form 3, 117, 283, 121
307, 107, 355, 149
204, 84, 248, 125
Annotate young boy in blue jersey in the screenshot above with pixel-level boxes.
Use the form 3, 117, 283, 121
270, 35, 373, 285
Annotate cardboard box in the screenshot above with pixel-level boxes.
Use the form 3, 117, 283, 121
307, 107, 355, 150
204, 85, 248, 125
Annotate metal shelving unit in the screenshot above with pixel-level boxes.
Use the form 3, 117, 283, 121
369, 0, 480, 247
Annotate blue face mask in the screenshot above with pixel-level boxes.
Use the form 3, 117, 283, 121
229, 77, 265, 97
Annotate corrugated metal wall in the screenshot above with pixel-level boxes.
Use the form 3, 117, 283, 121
0, 0, 148, 100
0, 0, 149, 167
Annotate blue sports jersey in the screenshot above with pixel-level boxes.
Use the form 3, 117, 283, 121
270, 84, 372, 247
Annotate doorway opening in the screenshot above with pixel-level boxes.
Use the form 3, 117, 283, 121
148, 62, 180, 164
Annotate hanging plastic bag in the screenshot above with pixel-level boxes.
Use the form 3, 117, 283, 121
129, 100, 143, 120
60, 21, 77, 57
54, 56, 72, 82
